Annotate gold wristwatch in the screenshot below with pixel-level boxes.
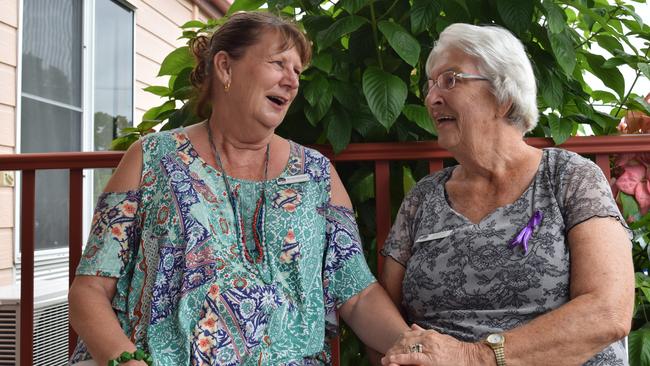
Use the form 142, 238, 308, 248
484, 333, 506, 366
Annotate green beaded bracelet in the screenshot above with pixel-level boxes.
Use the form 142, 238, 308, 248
107, 349, 153, 366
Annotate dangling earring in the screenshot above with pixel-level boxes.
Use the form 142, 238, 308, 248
224, 79, 231, 92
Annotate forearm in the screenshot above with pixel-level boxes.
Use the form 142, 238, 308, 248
366, 347, 384, 366
477, 293, 632, 366
69, 281, 142, 365
340, 283, 410, 353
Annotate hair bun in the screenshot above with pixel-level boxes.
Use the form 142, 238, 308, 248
189, 35, 211, 89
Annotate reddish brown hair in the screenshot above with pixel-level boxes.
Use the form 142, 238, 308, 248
189, 12, 311, 118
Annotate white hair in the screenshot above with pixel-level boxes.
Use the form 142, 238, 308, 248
426, 23, 539, 133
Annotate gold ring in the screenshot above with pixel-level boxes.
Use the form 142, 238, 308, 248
408, 343, 423, 353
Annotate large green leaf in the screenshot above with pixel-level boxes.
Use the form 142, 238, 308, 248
180, 20, 205, 29
548, 31, 576, 76
339, 0, 369, 15
620, 5, 645, 30
316, 16, 368, 51
303, 74, 332, 125
496, 0, 534, 35
542, 0, 566, 34
378, 21, 421, 67
628, 96, 650, 116
304, 104, 326, 126
629, 326, 650, 366
589, 110, 618, 131
402, 166, 417, 196
636, 272, 650, 305
142, 100, 176, 122
583, 53, 625, 98
144, 86, 171, 97
111, 133, 139, 151
304, 73, 331, 107
331, 80, 361, 111
619, 192, 640, 221
158, 47, 195, 76
136, 120, 160, 132
325, 106, 352, 153
350, 171, 375, 203
362, 67, 407, 130
311, 53, 333, 74
350, 104, 379, 137
595, 35, 623, 54
602, 56, 629, 69
450, 0, 469, 15
226, 0, 265, 15
565, 1, 617, 35
410, 0, 440, 34
539, 69, 564, 109
547, 113, 572, 145
639, 63, 650, 80
591, 90, 618, 104
403, 104, 436, 136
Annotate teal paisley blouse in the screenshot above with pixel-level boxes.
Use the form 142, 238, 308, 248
71, 130, 375, 365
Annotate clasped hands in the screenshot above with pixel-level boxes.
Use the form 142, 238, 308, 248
381, 324, 486, 366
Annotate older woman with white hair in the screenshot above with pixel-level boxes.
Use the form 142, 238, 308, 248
379, 23, 634, 366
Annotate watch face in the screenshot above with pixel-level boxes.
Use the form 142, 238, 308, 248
487, 334, 504, 344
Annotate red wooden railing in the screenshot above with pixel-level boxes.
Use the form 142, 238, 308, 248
2, 134, 650, 366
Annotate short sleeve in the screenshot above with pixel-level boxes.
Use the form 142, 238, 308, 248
76, 190, 142, 278
556, 154, 630, 237
380, 184, 423, 266
323, 204, 376, 303
322, 205, 376, 335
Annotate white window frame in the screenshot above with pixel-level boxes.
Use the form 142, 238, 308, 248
13, 0, 136, 279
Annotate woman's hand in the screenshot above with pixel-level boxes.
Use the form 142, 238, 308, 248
381, 324, 488, 366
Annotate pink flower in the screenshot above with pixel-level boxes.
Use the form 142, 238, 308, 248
615, 163, 650, 215
619, 92, 650, 134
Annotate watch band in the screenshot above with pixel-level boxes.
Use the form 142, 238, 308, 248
484, 333, 506, 366
492, 345, 506, 366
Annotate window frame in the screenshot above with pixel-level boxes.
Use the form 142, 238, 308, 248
13, 0, 136, 276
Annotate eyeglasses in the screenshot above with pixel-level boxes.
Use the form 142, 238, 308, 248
422, 70, 489, 96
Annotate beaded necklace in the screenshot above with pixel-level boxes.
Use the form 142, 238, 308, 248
205, 121, 272, 281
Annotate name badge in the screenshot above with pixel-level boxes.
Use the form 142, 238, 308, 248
277, 174, 311, 185
415, 230, 453, 243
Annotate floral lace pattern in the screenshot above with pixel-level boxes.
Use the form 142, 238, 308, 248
382, 148, 630, 365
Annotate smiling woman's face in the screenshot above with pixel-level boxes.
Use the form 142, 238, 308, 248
222, 31, 303, 131
425, 47, 501, 151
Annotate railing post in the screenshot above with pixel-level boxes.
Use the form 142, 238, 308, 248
330, 334, 340, 366
69, 169, 83, 356
375, 161, 391, 276
595, 154, 611, 184
429, 159, 443, 174
20, 170, 35, 366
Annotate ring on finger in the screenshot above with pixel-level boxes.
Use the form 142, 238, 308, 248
408, 343, 423, 353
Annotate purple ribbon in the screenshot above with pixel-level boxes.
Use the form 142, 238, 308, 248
509, 210, 543, 254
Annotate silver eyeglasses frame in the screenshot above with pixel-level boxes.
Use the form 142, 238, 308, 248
423, 70, 489, 96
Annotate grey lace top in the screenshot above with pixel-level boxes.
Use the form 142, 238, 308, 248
381, 148, 630, 365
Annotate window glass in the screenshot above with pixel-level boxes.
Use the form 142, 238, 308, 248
20, 0, 134, 251
20, 98, 82, 250
21, 0, 82, 107
93, 0, 134, 200
94, 0, 133, 152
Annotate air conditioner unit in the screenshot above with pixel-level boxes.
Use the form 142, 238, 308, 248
0, 278, 70, 366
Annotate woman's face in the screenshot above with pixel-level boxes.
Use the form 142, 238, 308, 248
225, 32, 303, 131
425, 48, 501, 151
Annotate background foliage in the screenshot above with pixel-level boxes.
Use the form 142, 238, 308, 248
114, 0, 650, 364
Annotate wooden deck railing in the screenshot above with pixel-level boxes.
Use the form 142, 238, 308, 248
2, 134, 650, 366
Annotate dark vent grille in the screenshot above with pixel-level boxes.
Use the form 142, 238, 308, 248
0, 305, 18, 366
